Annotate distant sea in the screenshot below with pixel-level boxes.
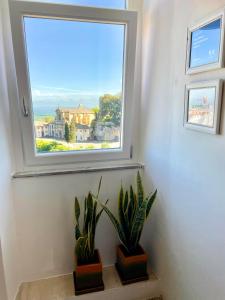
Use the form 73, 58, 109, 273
33, 98, 98, 117
33, 104, 57, 117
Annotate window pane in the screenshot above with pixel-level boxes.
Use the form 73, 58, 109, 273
190, 18, 221, 68
188, 87, 216, 127
24, 17, 125, 154
17, 0, 126, 9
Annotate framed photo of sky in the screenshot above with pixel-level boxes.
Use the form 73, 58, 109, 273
184, 80, 223, 134
186, 11, 225, 74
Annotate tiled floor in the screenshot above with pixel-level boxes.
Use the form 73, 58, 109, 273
16, 266, 161, 300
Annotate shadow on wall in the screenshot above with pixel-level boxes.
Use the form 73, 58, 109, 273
0, 240, 8, 300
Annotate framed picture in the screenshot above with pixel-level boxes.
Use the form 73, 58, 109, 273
186, 10, 225, 74
184, 80, 223, 134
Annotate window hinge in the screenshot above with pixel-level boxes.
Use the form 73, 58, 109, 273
22, 97, 29, 117
130, 145, 133, 159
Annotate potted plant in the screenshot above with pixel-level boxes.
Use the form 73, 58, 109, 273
102, 171, 157, 284
74, 178, 108, 295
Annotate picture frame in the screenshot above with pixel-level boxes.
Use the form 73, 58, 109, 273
184, 80, 223, 134
186, 10, 225, 74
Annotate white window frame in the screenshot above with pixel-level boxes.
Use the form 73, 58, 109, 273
9, 0, 137, 167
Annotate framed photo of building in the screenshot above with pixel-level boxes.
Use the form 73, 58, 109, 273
184, 80, 223, 134
186, 10, 225, 74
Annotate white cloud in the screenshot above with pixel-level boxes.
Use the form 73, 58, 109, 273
31, 85, 120, 102
32, 89, 42, 97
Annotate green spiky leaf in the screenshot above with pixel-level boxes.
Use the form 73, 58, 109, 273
75, 236, 87, 263
118, 186, 124, 213
83, 197, 87, 233
130, 199, 148, 249
96, 199, 109, 224
101, 204, 128, 251
75, 224, 81, 240
128, 186, 135, 223
74, 197, 80, 224
123, 190, 130, 229
97, 176, 102, 197
118, 186, 129, 239
84, 193, 93, 234
146, 189, 157, 218
74, 179, 106, 263
124, 191, 129, 213
137, 171, 144, 206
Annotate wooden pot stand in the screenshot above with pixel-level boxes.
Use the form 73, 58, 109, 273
73, 250, 104, 295
115, 244, 149, 285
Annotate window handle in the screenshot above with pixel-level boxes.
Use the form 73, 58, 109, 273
22, 97, 29, 117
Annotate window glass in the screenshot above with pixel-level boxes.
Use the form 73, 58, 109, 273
188, 87, 216, 127
18, 0, 126, 9
24, 17, 125, 154
190, 18, 221, 68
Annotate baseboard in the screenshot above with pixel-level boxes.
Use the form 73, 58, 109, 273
14, 282, 22, 300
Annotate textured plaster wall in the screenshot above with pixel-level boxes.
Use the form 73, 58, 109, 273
141, 0, 225, 299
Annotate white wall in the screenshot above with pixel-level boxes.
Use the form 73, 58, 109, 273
0, 241, 8, 300
13, 170, 151, 282
6, 0, 225, 299
0, 2, 20, 299
5, 0, 145, 286
142, 0, 225, 299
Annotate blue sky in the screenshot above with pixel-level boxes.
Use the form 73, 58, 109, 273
40, 0, 126, 8
24, 0, 125, 115
35, 0, 126, 9
189, 87, 216, 107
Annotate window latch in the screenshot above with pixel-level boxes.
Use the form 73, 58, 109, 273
130, 145, 133, 159
22, 97, 29, 117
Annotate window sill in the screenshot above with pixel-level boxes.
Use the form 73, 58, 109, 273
12, 162, 144, 178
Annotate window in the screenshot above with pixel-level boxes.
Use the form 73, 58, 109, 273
24, 17, 124, 154
9, 1, 137, 167
16, 0, 127, 10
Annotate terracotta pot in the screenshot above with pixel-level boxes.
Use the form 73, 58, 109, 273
116, 244, 149, 284
73, 249, 104, 295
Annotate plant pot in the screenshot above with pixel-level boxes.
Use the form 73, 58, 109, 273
115, 244, 149, 284
73, 249, 104, 295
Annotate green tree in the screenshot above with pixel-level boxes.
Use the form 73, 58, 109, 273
43, 116, 54, 123
64, 122, 70, 143
69, 119, 76, 143
36, 140, 71, 153
92, 106, 100, 115
90, 108, 100, 140
99, 94, 121, 126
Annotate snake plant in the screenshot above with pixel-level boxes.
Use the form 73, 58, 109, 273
74, 178, 108, 264
102, 171, 157, 254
